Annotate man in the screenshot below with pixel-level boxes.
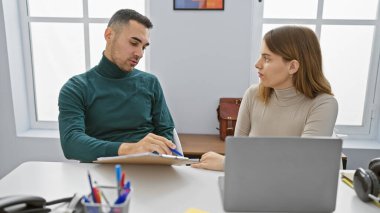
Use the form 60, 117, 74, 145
59, 9, 176, 162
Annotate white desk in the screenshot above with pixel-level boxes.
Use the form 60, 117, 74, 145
0, 161, 378, 213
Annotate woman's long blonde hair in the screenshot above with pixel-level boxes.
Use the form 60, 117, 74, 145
259, 26, 333, 103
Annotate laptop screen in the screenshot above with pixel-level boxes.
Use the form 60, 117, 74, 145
221, 136, 342, 212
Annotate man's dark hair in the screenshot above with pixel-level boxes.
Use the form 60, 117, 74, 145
108, 9, 153, 30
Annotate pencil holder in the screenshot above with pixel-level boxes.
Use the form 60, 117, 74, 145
82, 187, 132, 213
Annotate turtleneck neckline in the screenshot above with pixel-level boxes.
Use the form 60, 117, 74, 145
96, 55, 135, 79
272, 87, 305, 106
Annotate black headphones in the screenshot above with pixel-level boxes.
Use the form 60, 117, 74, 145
353, 158, 380, 203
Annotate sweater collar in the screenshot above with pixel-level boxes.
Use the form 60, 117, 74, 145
272, 87, 305, 106
96, 54, 134, 79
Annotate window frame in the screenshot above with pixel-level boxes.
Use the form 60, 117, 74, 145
18, 0, 150, 129
250, 0, 380, 139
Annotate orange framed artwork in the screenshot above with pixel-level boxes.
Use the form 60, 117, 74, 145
174, 0, 224, 10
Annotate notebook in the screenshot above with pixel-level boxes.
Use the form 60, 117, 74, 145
94, 152, 199, 165
219, 136, 342, 212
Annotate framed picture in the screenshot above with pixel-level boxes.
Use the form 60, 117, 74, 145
174, 0, 224, 10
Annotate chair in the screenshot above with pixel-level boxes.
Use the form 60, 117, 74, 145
173, 128, 183, 154
333, 130, 347, 170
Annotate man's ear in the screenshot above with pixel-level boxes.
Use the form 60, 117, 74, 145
288, 60, 300, 75
104, 27, 112, 41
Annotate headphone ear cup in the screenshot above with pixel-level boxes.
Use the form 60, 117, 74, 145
369, 158, 380, 167
369, 159, 380, 178
353, 168, 376, 202
367, 170, 380, 197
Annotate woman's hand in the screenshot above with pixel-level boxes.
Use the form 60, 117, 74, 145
191, 151, 225, 171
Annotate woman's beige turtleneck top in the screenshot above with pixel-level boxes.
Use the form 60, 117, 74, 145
235, 85, 338, 137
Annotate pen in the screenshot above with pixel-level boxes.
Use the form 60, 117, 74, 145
115, 182, 131, 205
114, 190, 130, 205
123, 181, 131, 191
93, 187, 102, 203
120, 171, 125, 189
169, 147, 183, 156
82, 195, 90, 203
115, 164, 121, 195
98, 188, 111, 207
87, 171, 97, 203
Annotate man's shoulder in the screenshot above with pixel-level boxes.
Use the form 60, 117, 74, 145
60, 68, 95, 93
67, 66, 100, 83
64, 73, 87, 87
133, 69, 160, 84
133, 69, 157, 78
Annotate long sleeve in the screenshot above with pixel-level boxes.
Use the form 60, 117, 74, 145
58, 77, 121, 163
151, 77, 174, 141
302, 95, 338, 137
234, 87, 253, 136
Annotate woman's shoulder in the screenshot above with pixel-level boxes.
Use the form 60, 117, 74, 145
245, 84, 260, 96
312, 93, 338, 109
240, 84, 262, 108
314, 93, 337, 102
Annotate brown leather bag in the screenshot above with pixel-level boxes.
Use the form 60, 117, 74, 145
217, 98, 242, 141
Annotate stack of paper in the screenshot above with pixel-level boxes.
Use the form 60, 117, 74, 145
94, 152, 199, 166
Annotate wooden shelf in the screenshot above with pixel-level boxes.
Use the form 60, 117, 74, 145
179, 134, 225, 158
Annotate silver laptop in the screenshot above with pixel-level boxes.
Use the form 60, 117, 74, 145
219, 136, 342, 212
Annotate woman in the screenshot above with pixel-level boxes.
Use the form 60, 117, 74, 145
192, 26, 338, 171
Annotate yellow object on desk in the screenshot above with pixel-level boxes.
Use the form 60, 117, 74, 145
341, 171, 354, 188
185, 208, 209, 213
342, 177, 353, 188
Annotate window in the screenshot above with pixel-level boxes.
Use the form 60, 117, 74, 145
251, 0, 380, 137
19, 0, 147, 125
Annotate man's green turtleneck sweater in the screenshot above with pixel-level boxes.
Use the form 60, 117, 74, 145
58, 55, 174, 162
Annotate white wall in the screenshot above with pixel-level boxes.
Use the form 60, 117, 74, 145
0, 0, 378, 178
149, 0, 253, 134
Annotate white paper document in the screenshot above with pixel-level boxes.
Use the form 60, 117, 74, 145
94, 152, 199, 166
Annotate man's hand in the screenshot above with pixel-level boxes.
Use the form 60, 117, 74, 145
118, 133, 176, 156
